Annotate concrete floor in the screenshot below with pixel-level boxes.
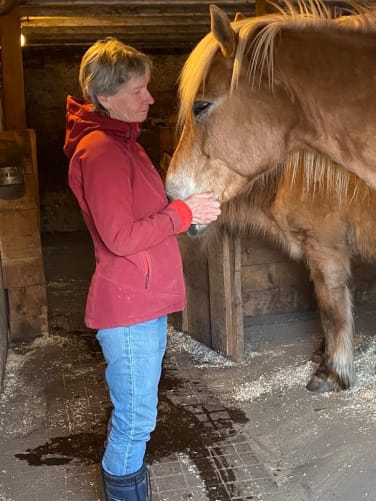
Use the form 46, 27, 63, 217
0, 231, 376, 500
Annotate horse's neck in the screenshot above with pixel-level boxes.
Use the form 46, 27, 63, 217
275, 26, 374, 93
272, 26, 376, 185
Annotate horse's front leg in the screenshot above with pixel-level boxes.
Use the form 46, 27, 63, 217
305, 241, 354, 392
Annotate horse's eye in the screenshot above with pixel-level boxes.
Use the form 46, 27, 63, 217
193, 100, 212, 117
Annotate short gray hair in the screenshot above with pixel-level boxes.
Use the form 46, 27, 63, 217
79, 37, 152, 114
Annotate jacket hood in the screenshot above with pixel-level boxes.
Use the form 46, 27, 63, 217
63, 95, 141, 159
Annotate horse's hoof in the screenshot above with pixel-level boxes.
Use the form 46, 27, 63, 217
306, 375, 336, 393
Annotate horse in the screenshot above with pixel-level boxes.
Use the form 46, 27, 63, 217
164, 2, 376, 392
165, 2, 376, 203
201, 150, 376, 392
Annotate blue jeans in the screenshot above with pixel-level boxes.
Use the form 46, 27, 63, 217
96, 316, 167, 476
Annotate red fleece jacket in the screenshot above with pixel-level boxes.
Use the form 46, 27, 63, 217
64, 95, 192, 329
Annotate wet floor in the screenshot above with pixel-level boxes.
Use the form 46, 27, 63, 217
1, 231, 376, 500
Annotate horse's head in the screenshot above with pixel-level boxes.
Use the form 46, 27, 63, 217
165, 5, 295, 218
166, 6, 251, 208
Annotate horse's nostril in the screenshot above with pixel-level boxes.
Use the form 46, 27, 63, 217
166, 195, 173, 203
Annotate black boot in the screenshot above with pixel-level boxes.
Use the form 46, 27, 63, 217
101, 462, 150, 501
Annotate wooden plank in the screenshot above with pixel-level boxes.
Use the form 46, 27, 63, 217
241, 235, 288, 266
241, 261, 310, 291
20, 1, 256, 16
0, 208, 42, 261
241, 234, 316, 317
208, 227, 244, 362
177, 234, 211, 347
21, 15, 213, 28
231, 233, 244, 361
2, 256, 45, 288
0, 1, 26, 130
0, 130, 34, 174
7, 285, 48, 341
243, 285, 316, 317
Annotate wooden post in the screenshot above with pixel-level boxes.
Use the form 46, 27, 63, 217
175, 234, 212, 347
208, 227, 244, 362
0, 0, 26, 130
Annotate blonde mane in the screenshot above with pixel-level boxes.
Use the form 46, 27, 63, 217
213, 149, 375, 247
244, 149, 374, 211
178, 0, 376, 129
284, 150, 373, 205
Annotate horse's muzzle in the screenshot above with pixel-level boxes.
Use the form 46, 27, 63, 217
187, 223, 208, 237
187, 224, 199, 237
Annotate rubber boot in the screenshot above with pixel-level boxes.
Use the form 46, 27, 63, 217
101, 462, 150, 501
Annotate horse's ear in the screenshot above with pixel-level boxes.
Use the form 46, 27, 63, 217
209, 4, 236, 58
234, 12, 245, 22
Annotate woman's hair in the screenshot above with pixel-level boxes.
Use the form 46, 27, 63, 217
79, 37, 152, 114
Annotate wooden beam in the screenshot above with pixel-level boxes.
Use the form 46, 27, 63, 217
176, 233, 212, 347
18, 2, 257, 48
0, 0, 26, 129
208, 227, 244, 362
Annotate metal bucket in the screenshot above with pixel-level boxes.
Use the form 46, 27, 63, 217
0, 166, 25, 200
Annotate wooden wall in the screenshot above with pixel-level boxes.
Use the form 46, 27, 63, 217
176, 228, 314, 361
0, 130, 47, 341
0, 3, 48, 343
177, 226, 376, 361
241, 236, 316, 320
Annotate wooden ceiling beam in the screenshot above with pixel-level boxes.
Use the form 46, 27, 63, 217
20, 1, 256, 17
21, 14, 213, 27
18, 0, 357, 49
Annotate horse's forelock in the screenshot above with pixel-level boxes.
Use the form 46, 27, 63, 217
177, 33, 218, 131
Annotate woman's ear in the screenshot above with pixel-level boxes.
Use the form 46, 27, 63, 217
96, 95, 109, 108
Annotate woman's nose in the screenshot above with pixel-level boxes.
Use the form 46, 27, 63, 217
145, 89, 155, 105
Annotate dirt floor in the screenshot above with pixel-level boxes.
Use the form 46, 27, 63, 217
0, 231, 375, 501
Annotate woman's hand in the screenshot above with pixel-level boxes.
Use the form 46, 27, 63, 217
183, 192, 221, 225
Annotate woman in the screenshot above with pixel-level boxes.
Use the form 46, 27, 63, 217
63, 37, 220, 500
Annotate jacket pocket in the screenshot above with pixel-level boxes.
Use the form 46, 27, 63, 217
142, 251, 151, 289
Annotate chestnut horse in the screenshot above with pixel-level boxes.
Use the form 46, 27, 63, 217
165, 2, 376, 392
203, 151, 376, 392
166, 2, 376, 202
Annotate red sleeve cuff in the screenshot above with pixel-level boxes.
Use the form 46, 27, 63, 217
168, 199, 193, 233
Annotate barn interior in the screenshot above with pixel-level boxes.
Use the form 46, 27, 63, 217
0, 1, 376, 500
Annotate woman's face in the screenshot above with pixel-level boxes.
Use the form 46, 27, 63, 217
98, 68, 154, 122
